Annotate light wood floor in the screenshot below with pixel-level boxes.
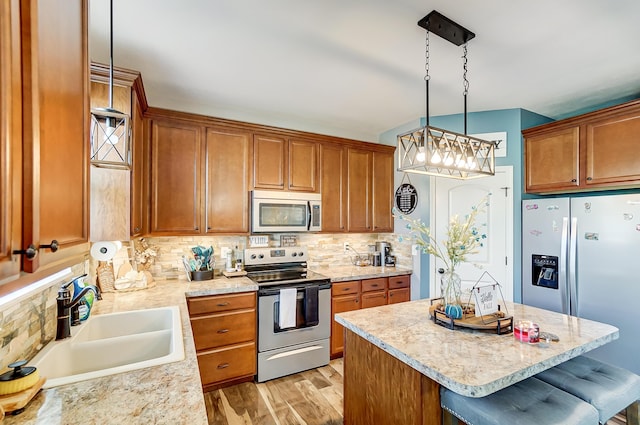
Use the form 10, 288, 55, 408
204, 358, 628, 425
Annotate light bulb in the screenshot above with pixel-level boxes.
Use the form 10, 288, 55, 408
104, 118, 119, 145
443, 152, 454, 166
416, 146, 426, 162
430, 150, 442, 164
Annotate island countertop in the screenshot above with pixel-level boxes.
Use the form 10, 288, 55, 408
335, 298, 619, 398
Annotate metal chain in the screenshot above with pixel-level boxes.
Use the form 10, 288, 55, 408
462, 43, 469, 95
425, 31, 430, 81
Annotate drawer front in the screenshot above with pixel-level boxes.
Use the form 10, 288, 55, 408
361, 291, 386, 309
331, 280, 360, 296
191, 310, 256, 351
361, 278, 387, 293
388, 275, 410, 289
187, 292, 256, 315
197, 342, 256, 385
388, 287, 410, 304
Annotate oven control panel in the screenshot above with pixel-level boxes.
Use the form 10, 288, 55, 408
244, 246, 308, 266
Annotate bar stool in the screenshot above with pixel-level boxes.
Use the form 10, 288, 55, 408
536, 355, 640, 425
440, 376, 599, 425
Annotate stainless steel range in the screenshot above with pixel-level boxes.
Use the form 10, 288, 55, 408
244, 246, 331, 382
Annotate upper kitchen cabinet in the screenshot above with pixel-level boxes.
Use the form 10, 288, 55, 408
371, 151, 394, 232
252, 135, 318, 192
320, 143, 395, 233
524, 99, 640, 194
89, 62, 148, 239
18, 0, 90, 273
149, 117, 203, 235
205, 127, 251, 233
145, 109, 253, 235
346, 148, 372, 232
0, 0, 22, 281
320, 144, 347, 232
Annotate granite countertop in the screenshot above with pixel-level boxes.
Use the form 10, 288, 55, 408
311, 265, 412, 281
5, 276, 256, 425
335, 299, 619, 398
7, 265, 409, 424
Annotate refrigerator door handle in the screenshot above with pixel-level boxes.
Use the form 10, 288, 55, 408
559, 217, 569, 314
568, 217, 578, 316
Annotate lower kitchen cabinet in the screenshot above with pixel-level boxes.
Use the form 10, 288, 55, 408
388, 275, 411, 304
330, 275, 411, 358
330, 280, 360, 358
187, 292, 257, 391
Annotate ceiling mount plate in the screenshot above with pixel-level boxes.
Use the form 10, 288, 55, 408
417, 10, 475, 46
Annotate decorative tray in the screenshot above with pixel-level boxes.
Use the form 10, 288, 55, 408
428, 299, 513, 335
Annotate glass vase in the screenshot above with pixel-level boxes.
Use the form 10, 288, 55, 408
441, 269, 462, 307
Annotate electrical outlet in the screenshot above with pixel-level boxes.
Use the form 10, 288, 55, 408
343, 242, 350, 253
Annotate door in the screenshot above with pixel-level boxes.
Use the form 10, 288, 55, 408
346, 148, 372, 232
205, 127, 251, 233
521, 197, 570, 314
572, 194, 640, 374
431, 167, 513, 302
320, 144, 346, 232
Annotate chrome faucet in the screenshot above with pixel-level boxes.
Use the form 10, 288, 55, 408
56, 277, 101, 340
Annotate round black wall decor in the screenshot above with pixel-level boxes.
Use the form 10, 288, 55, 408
395, 183, 418, 214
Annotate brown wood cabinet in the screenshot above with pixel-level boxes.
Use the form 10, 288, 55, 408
319, 144, 347, 232
146, 111, 253, 236
187, 292, 257, 391
523, 99, 640, 194
89, 63, 148, 240
330, 280, 360, 358
330, 275, 411, 358
149, 119, 203, 234
347, 148, 373, 232
205, 127, 251, 233
372, 151, 394, 232
0, 0, 89, 284
252, 135, 318, 192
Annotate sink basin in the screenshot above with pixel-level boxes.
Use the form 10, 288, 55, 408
31, 306, 185, 388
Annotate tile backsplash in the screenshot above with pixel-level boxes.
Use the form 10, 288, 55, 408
1, 233, 413, 369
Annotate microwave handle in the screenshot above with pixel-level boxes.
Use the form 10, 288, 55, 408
307, 201, 312, 230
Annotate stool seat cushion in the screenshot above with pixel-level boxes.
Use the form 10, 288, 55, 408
536, 355, 640, 423
440, 377, 598, 425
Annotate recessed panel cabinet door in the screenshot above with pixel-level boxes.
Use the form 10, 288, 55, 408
150, 120, 202, 234
372, 151, 393, 232
253, 134, 286, 190
205, 127, 251, 233
288, 139, 318, 192
21, 0, 89, 272
586, 113, 640, 187
347, 148, 372, 232
320, 144, 346, 232
0, 0, 22, 281
524, 127, 579, 193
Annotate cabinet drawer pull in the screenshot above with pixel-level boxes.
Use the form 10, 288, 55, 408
217, 302, 230, 307
217, 329, 229, 334
371, 284, 378, 288
217, 363, 230, 369
40, 240, 59, 252
343, 287, 351, 291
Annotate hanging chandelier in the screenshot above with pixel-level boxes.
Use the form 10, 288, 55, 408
90, 0, 131, 170
397, 11, 495, 179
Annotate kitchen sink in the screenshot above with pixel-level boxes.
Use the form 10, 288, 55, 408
30, 306, 185, 389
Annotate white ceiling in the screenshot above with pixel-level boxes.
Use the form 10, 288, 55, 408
89, 0, 640, 142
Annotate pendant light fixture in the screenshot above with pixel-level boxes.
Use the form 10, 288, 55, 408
397, 11, 495, 179
90, 0, 131, 169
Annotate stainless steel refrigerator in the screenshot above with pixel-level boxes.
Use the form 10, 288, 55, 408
522, 193, 640, 375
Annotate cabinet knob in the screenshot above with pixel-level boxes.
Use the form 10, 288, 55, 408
134, 226, 140, 232
195, 226, 199, 231
571, 179, 577, 183
586, 177, 593, 181
13, 244, 38, 260
355, 298, 359, 303
40, 240, 59, 252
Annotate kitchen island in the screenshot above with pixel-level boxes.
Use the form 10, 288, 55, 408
335, 299, 619, 425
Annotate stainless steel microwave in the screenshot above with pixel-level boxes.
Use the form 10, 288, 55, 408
251, 190, 321, 233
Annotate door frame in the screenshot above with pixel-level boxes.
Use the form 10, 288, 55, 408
428, 166, 514, 300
